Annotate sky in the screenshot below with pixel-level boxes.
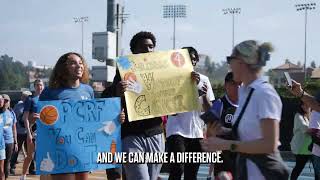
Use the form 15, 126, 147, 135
1, 0, 320, 71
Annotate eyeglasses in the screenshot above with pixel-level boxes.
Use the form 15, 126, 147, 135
226, 56, 245, 65
4, 99, 9, 103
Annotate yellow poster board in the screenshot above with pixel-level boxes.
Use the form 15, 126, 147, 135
116, 49, 200, 122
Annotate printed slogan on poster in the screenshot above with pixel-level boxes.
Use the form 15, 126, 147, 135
117, 49, 200, 121
35, 98, 121, 175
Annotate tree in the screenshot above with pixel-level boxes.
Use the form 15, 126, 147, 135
310, 60, 316, 68
204, 56, 215, 76
285, 59, 290, 64
210, 61, 216, 74
297, 61, 302, 67
210, 61, 229, 85
0, 54, 29, 90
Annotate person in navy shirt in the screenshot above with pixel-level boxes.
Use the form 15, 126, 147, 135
10, 91, 32, 176
20, 79, 44, 179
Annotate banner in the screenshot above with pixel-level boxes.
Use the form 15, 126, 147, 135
36, 98, 121, 175
117, 49, 200, 121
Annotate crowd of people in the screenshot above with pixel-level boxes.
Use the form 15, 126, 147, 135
0, 30, 319, 180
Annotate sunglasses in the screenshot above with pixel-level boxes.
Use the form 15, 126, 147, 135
226, 56, 236, 64
226, 56, 245, 65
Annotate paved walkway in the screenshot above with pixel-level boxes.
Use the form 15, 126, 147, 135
159, 161, 315, 180
7, 157, 315, 180
7, 160, 107, 180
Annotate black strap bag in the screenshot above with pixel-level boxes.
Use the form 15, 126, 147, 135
230, 88, 289, 180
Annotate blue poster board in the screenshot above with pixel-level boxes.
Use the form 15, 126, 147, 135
35, 98, 121, 175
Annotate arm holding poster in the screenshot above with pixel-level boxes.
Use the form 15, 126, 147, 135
116, 79, 129, 97
191, 71, 200, 85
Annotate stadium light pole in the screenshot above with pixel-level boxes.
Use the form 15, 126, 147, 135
73, 16, 89, 56
163, 5, 187, 49
222, 8, 241, 49
295, 3, 316, 81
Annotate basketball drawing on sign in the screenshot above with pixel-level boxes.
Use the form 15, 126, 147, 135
171, 52, 185, 67
124, 72, 137, 81
40, 105, 59, 125
67, 155, 79, 167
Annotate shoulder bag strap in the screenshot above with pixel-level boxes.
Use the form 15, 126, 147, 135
232, 88, 255, 139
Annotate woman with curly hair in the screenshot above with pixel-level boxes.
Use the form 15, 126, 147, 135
39, 52, 93, 180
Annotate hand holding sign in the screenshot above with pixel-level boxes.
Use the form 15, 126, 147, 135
40, 152, 54, 172
116, 81, 128, 97
191, 71, 200, 84
119, 109, 125, 124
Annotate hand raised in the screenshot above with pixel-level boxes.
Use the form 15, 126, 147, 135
116, 81, 128, 96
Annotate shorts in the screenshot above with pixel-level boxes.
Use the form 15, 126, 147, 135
0, 149, 5, 160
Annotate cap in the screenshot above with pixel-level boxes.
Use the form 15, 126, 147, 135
2, 94, 10, 101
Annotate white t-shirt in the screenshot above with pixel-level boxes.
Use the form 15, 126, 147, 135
166, 74, 215, 138
290, 113, 311, 155
232, 78, 282, 180
309, 111, 320, 157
